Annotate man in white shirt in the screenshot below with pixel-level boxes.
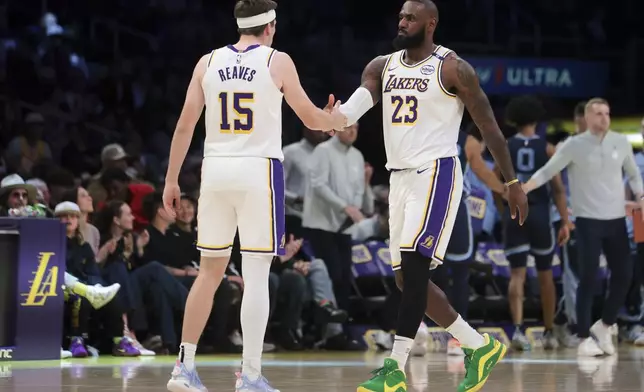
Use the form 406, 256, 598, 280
302, 123, 374, 311
283, 126, 328, 236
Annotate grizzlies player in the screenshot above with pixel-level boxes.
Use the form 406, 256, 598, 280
433, 129, 507, 356
162, 1, 347, 391
332, 1, 528, 390
499, 96, 570, 352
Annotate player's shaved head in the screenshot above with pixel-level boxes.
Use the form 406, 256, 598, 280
409, 0, 439, 20
393, 0, 439, 50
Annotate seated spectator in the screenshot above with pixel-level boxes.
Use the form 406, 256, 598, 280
169, 193, 199, 266
42, 167, 76, 207
0, 174, 38, 215
55, 201, 139, 357
61, 186, 101, 256
346, 203, 389, 242
141, 191, 240, 353
94, 200, 187, 355
98, 167, 154, 231
26, 178, 50, 206
86, 143, 130, 207
272, 236, 361, 351
4, 113, 52, 176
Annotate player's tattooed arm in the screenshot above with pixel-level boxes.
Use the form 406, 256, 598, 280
442, 54, 516, 183
336, 56, 388, 127
360, 55, 389, 104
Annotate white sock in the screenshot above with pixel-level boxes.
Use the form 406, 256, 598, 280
240, 254, 272, 381
179, 342, 197, 370
390, 336, 413, 370
446, 315, 485, 349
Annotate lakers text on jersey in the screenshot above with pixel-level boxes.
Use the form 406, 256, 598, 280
381, 45, 464, 170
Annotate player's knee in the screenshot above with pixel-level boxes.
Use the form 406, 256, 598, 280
199, 253, 230, 277
509, 265, 527, 283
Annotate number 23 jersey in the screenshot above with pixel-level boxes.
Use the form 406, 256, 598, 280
381, 45, 464, 170
202, 44, 284, 161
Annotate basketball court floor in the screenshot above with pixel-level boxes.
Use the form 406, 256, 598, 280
0, 348, 643, 391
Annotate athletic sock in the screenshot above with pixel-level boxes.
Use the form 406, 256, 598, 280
446, 315, 485, 349
178, 342, 197, 371
390, 336, 413, 370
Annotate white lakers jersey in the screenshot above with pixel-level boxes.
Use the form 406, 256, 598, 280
381, 45, 465, 170
202, 44, 284, 161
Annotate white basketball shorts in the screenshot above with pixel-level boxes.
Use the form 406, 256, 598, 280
389, 156, 463, 271
197, 156, 286, 257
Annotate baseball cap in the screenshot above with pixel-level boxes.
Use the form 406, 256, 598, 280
54, 201, 81, 216
101, 143, 128, 162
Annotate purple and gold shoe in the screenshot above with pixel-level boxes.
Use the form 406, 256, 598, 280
69, 337, 88, 358
112, 337, 141, 357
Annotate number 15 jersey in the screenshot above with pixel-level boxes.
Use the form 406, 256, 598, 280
202, 44, 284, 161
381, 45, 464, 170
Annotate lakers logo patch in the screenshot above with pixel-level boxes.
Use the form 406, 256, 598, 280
420, 236, 435, 250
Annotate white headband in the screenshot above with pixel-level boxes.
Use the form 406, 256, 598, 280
237, 10, 276, 29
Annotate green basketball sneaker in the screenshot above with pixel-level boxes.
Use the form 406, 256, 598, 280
458, 333, 507, 392
357, 358, 407, 392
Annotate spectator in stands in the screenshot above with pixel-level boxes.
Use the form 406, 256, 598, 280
271, 256, 308, 351
55, 201, 140, 357
302, 123, 374, 311
98, 167, 154, 231
140, 191, 240, 353
347, 201, 389, 243
26, 178, 50, 206
273, 235, 360, 351
4, 113, 52, 176
95, 200, 187, 355
283, 126, 329, 236
61, 186, 106, 257
0, 174, 37, 214
87, 143, 130, 207
60, 123, 101, 177
43, 167, 76, 207
170, 193, 199, 265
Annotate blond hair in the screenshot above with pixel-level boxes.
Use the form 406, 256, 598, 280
584, 98, 609, 113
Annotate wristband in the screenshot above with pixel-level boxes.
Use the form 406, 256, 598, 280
505, 179, 519, 187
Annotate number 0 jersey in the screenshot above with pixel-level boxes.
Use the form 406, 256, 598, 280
507, 134, 550, 205
202, 44, 284, 161
381, 45, 464, 170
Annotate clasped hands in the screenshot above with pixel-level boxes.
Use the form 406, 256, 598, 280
323, 94, 347, 135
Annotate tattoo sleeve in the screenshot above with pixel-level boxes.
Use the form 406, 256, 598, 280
360, 56, 388, 105
449, 57, 516, 182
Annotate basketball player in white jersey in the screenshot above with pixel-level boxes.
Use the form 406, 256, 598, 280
333, 1, 528, 391
162, 1, 346, 391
